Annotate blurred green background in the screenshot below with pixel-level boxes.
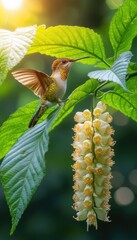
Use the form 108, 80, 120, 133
0, 0, 137, 239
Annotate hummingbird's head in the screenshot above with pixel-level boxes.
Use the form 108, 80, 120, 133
52, 58, 72, 72
51, 58, 74, 81
51, 56, 89, 81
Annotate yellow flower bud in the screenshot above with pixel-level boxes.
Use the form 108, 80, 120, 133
83, 109, 92, 120
93, 132, 102, 145
84, 153, 94, 165
100, 112, 113, 123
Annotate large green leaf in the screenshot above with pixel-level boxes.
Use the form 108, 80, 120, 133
0, 109, 60, 234
102, 76, 137, 122
109, 0, 137, 57
0, 25, 37, 83
0, 100, 57, 160
88, 52, 132, 90
28, 25, 109, 68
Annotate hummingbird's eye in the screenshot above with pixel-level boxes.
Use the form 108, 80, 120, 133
61, 59, 67, 64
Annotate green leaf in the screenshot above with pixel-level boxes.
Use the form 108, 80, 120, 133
0, 25, 37, 84
102, 76, 137, 122
109, 0, 137, 57
88, 52, 132, 90
28, 25, 109, 68
51, 79, 99, 130
0, 109, 60, 234
0, 100, 57, 160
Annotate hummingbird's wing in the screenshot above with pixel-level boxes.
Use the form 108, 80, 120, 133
12, 69, 53, 98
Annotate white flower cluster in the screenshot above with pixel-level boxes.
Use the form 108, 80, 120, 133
72, 101, 115, 229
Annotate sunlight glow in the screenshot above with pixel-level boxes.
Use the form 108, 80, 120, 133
1, 0, 23, 11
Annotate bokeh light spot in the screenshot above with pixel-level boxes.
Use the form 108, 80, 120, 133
113, 111, 129, 126
129, 169, 137, 186
114, 187, 134, 206
1, 0, 23, 11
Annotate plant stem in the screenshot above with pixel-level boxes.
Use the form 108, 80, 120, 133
94, 81, 109, 98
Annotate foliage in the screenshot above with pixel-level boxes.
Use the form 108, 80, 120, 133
28, 25, 108, 68
0, 0, 137, 234
109, 0, 137, 57
88, 51, 132, 90
102, 77, 137, 122
0, 108, 61, 234
0, 26, 37, 84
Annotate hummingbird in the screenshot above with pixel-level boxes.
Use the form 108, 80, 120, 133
12, 56, 89, 128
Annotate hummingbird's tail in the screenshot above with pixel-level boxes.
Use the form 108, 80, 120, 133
29, 104, 48, 128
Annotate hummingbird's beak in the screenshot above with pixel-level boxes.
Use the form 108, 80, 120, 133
70, 56, 90, 62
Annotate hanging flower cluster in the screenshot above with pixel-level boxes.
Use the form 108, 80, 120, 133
72, 101, 115, 229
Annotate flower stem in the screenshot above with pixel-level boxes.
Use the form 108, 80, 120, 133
94, 81, 109, 98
